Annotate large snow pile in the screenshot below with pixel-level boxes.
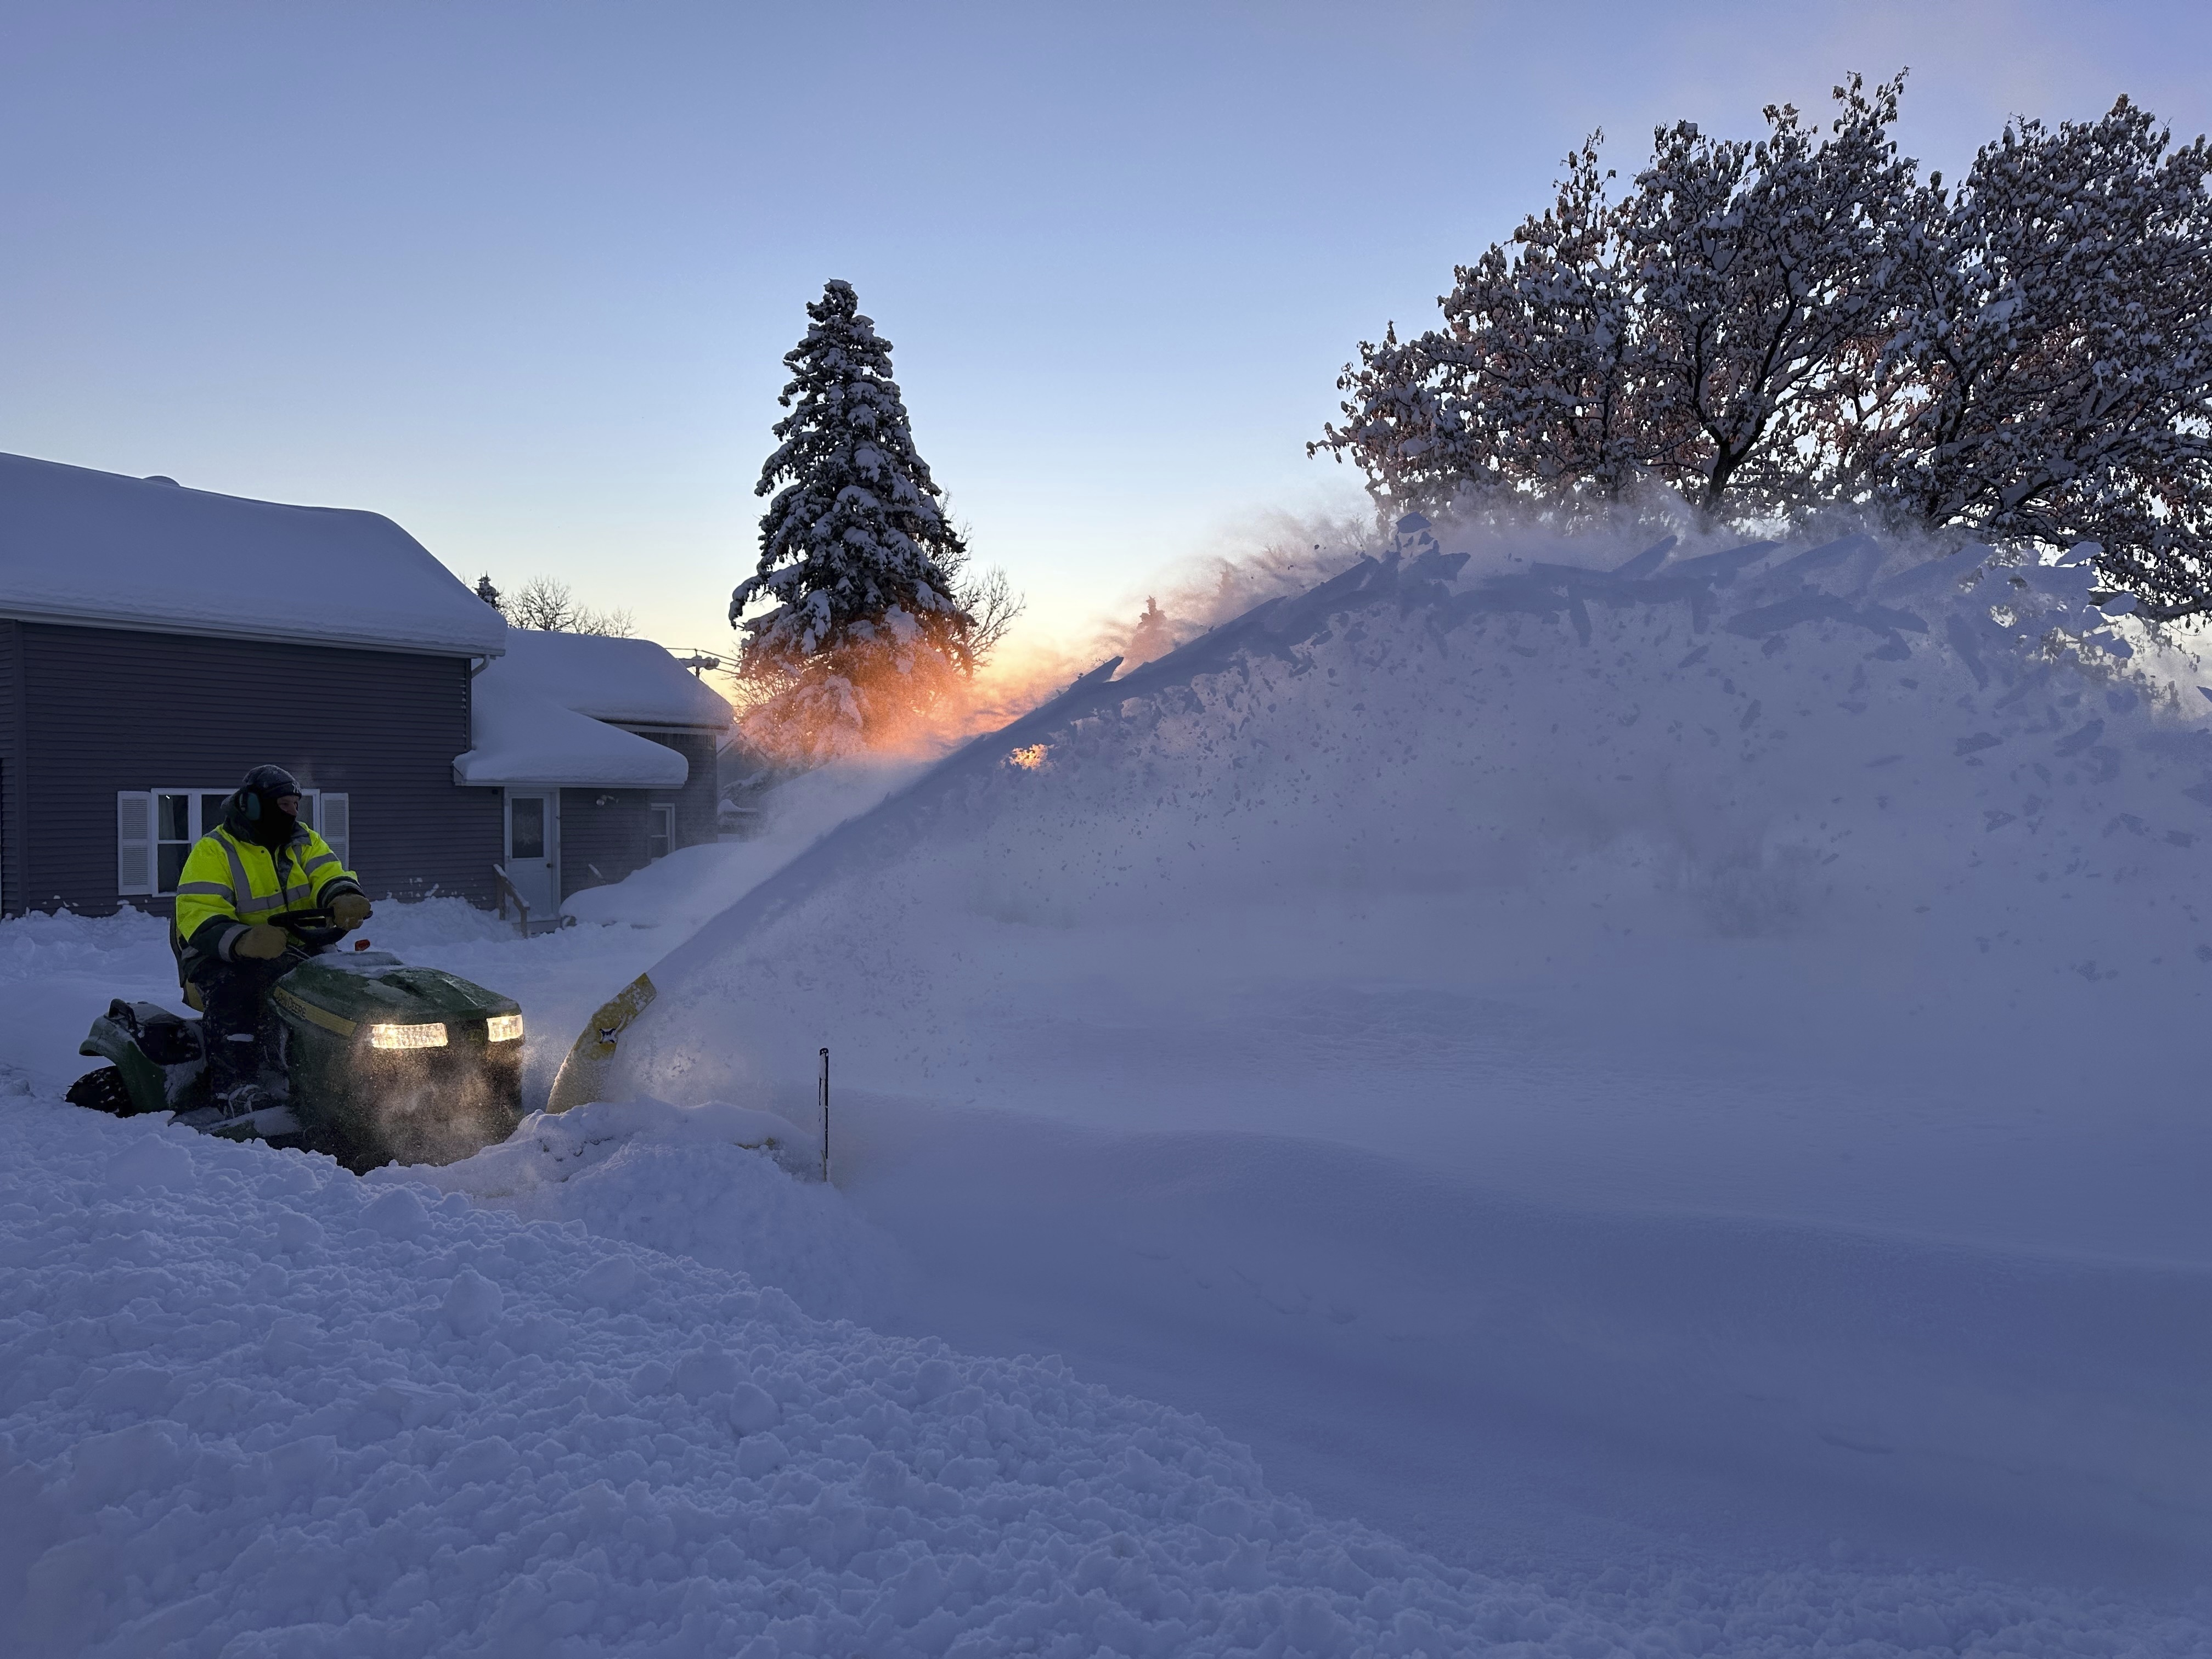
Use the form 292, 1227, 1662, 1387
614, 528, 2212, 1259
585, 526, 2212, 1606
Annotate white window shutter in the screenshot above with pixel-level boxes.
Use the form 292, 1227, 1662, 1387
117, 792, 154, 897
319, 793, 351, 870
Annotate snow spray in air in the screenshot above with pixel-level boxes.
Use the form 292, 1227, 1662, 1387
598, 515, 2212, 1187
727, 512, 1376, 770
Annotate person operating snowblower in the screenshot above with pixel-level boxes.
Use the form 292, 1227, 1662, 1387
172, 765, 373, 1115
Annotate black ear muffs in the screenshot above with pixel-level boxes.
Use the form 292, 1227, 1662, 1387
239, 791, 260, 822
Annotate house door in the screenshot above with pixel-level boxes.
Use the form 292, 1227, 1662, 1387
504, 792, 558, 919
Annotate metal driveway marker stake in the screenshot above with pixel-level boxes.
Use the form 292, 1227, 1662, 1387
819, 1046, 831, 1184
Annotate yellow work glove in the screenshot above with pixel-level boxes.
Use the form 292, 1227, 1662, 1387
329, 893, 373, 929
234, 923, 289, 960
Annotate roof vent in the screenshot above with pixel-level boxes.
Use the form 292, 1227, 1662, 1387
143, 475, 179, 486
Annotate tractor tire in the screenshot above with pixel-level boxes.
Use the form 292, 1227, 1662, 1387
66, 1065, 140, 1117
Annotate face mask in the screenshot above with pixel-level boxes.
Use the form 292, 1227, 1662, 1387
234, 793, 298, 848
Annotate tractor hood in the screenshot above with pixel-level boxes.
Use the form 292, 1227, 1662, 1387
272, 951, 521, 1039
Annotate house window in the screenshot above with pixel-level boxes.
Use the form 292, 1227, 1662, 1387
117, 788, 352, 899
510, 796, 546, 860
648, 803, 674, 861
155, 794, 199, 893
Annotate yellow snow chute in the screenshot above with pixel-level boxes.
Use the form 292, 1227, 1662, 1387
546, 972, 657, 1114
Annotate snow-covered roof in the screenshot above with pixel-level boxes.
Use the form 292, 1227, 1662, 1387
483, 630, 733, 730
0, 451, 506, 657
453, 677, 690, 789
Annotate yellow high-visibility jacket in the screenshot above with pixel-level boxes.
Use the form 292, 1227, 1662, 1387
173, 823, 361, 963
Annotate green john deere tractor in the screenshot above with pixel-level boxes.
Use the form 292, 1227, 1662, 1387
66, 911, 524, 1172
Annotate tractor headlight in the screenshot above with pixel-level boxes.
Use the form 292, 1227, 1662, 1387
486, 1014, 523, 1043
369, 1022, 448, 1050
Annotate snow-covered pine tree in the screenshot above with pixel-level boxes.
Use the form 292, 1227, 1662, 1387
731, 280, 973, 757
475, 574, 504, 613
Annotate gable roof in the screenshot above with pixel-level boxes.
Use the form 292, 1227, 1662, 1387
453, 681, 692, 789
482, 629, 733, 730
452, 631, 731, 789
0, 451, 507, 657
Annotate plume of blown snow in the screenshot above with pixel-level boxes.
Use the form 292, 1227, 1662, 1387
1097, 507, 1374, 674
611, 511, 2212, 1136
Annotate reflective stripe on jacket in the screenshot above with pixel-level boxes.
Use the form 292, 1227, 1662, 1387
174, 825, 359, 961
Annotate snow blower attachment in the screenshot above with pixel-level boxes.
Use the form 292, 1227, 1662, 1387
545, 972, 656, 1115
66, 924, 524, 1172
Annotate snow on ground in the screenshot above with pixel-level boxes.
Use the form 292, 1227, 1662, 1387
2, 1097, 2197, 1655
373, 1098, 907, 1325
9, 1101, 1600, 1659
5, 529, 2212, 1652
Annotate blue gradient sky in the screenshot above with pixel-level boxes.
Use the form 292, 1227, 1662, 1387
1, 2, 2203, 652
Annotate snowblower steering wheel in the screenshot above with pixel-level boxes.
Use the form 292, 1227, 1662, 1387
267, 909, 349, 951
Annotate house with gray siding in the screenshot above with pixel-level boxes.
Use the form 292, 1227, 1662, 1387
0, 452, 509, 918
0, 452, 727, 925
454, 629, 731, 915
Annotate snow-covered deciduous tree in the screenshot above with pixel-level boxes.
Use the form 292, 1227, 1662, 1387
1314, 140, 1646, 518
731, 280, 974, 758
1317, 79, 1914, 526
1458, 137, 1650, 511
1622, 74, 1916, 520
1316, 78, 2212, 614
1870, 98, 2212, 616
